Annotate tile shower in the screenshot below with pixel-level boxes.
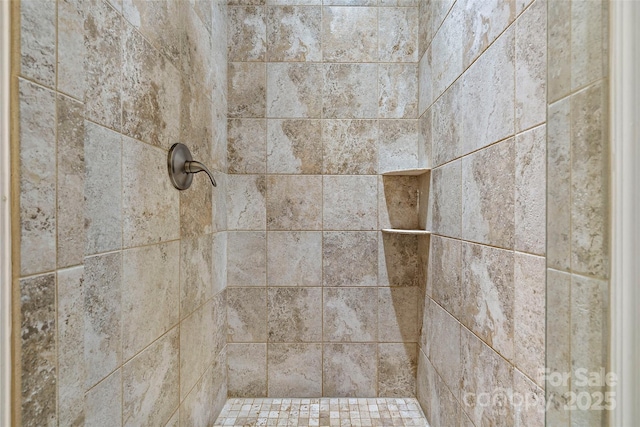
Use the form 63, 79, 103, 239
11, 1, 610, 427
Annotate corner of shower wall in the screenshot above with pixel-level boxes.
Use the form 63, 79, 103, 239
416, 0, 548, 426
545, 1, 611, 426
12, 0, 229, 425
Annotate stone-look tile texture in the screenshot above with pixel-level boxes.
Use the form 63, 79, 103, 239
226, 0, 429, 400
413, 0, 579, 425
15, 1, 229, 425
545, 2, 610, 423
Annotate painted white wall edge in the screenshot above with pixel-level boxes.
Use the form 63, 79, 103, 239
610, 1, 640, 426
0, 0, 11, 424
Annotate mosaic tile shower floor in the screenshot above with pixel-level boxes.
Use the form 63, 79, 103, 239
214, 398, 430, 427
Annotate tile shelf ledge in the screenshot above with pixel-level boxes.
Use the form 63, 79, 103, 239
381, 229, 432, 235
381, 168, 430, 176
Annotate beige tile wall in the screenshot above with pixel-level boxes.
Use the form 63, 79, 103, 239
416, 1, 548, 426
546, 1, 610, 425
14, 0, 229, 425
226, 0, 425, 398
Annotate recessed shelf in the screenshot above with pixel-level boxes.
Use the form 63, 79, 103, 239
381, 229, 432, 235
381, 168, 431, 176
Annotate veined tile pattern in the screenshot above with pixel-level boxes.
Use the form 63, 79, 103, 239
215, 398, 429, 427
16, 0, 229, 425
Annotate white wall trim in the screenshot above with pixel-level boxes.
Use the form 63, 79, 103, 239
0, 0, 11, 424
610, 1, 640, 425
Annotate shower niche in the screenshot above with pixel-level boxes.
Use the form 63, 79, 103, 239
379, 168, 431, 288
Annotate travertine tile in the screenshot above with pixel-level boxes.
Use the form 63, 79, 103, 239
426, 301, 461, 400
323, 64, 378, 119
227, 175, 267, 230
461, 242, 515, 362
323, 176, 377, 230
58, 0, 86, 99
571, 278, 609, 427
416, 350, 434, 422
460, 328, 514, 426
418, 0, 433, 60
180, 300, 217, 399
430, 160, 462, 239
230, 0, 266, 4
323, 232, 378, 287
57, 95, 84, 268
228, 6, 266, 61
227, 287, 267, 342
267, 63, 323, 118
323, 120, 378, 175
212, 173, 228, 233
212, 232, 228, 295
122, 0, 182, 66
122, 242, 179, 360
20, 274, 56, 426
462, 139, 515, 249
267, 119, 323, 174
545, 269, 572, 427
571, 82, 609, 278
378, 232, 419, 287
429, 364, 465, 427
429, 236, 462, 319
227, 232, 267, 287
228, 119, 267, 174
418, 42, 432, 115
181, 350, 226, 427
323, 287, 377, 342
85, 370, 122, 427
515, 125, 546, 255
18, 80, 56, 276
84, 121, 122, 256
432, 80, 463, 167
85, 0, 122, 130
179, 169, 213, 238
266, 175, 322, 230
513, 369, 545, 427
268, 287, 322, 342
461, 27, 515, 154
323, 0, 375, 4
228, 344, 268, 397
378, 120, 420, 173
463, 0, 515, 68
20, 0, 56, 87
378, 175, 419, 230
84, 253, 122, 388
229, 62, 266, 118
226, 175, 267, 230
182, 6, 215, 92
266, 6, 322, 61
323, 344, 377, 397
57, 267, 85, 427
123, 328, 179, 426
268, 343, 323, 397
122, 139, 180, 248
181, 234, 214, 318
571, 0, 608, 90
378, 7, 418, 62
267, 232, 322, 286
547, 0, 571, 102
122, 26, 182, 148
515, 0, 547, 132
419, 111, 432, 169
322, 7, 377, 62
431, 2, 464, 97
514, 253, 545, 387
378, 287, 419, 342
547, 99, 571, 271
378, 343, 417, 397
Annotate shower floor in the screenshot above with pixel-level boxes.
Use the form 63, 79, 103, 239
214, 397, 430, 427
